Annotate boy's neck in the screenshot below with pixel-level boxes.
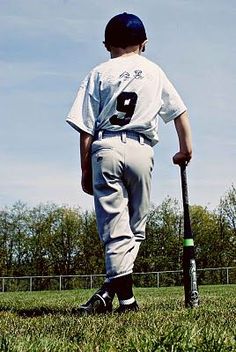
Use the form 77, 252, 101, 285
110, 45, 141, 59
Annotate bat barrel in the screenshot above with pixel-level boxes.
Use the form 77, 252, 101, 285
183, 249, 199, 307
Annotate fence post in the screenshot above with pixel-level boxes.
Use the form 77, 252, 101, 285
226, 268, 229, 285
156, 272, 160, 288
2, 278, 5, 292
29, 277, 33, 292
90, 275, 93, 289
59, 276, 62, 291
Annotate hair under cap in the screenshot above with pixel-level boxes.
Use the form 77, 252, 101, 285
104, 12, 147, 48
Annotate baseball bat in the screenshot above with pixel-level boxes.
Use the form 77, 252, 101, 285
180, 163, 200, 308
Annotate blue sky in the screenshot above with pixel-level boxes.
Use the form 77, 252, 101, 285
1, 0, 235, 211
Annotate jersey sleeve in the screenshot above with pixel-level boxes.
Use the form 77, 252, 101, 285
66, 70, 100, 135
158, 70, 187, 124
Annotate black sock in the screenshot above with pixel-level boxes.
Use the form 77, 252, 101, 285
111, 274, 135, 304
101, 281, 115, 300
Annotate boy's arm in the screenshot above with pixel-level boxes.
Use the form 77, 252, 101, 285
173, 111, 192, 165
80, 131, 94, 195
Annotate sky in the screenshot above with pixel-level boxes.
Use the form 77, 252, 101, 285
1, 0, 236, 211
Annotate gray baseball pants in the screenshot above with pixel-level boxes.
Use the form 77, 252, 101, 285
91, 131, 154, 279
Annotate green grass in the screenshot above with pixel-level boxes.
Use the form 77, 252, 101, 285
0, 285, 235, 351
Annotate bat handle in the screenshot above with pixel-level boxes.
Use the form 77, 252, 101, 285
180, 163, 189, 208
180, 161, 187, 169
180, 162, 188, 181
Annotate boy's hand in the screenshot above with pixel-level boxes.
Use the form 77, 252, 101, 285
173, 151, 192, 165
81, 169, 93, 195
80, 131, 94, 195
174, 111, 192, 166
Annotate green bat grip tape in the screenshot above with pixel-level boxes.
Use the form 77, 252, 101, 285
183, 239, 194, 247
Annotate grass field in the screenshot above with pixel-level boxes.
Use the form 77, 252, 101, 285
0, 285, 235, 352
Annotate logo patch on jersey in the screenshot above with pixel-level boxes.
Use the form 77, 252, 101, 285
119, 70, 144, 81
119, 71, 131, 80
134, 70, 144, 79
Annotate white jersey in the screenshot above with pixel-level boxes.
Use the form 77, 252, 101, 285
66, 54, 186, 146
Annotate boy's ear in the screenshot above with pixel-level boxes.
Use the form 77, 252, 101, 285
140, 40, 148, 52
103, 41, 111, 52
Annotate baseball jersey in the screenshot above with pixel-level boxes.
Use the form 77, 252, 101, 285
66, 54, 186, 146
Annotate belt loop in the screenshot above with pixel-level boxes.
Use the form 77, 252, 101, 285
139, 135, 144, 145
121, 131, 127, 143
98, 130, 103, 140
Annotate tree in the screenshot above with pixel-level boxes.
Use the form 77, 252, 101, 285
0, 186, 235, 280
0, 202, 31, 276
219, 185, 236, 234
77, 211, 105, 275
217, 185, 236, 266
45, 205, 83, 275
0, 208, 13, 276
190, 205, 220, 268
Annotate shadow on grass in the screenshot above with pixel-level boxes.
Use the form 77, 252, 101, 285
0, 306, 85, 318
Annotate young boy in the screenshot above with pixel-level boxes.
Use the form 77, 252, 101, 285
66, 13, 192, 314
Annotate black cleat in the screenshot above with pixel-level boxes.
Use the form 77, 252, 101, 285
75, 288, 114, 316
114, 301, 139, 314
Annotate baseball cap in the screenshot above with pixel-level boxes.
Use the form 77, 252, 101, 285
104, 12, 147, 48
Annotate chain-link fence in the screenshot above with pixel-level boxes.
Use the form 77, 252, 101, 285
0, 267, 235, 292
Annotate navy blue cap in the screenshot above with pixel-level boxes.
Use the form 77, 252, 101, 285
104, 12, 147, 48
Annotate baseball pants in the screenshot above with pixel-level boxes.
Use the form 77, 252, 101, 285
91, 131, 154, 279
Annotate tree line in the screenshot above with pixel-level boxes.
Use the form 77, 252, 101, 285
0, 185, 235, 278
